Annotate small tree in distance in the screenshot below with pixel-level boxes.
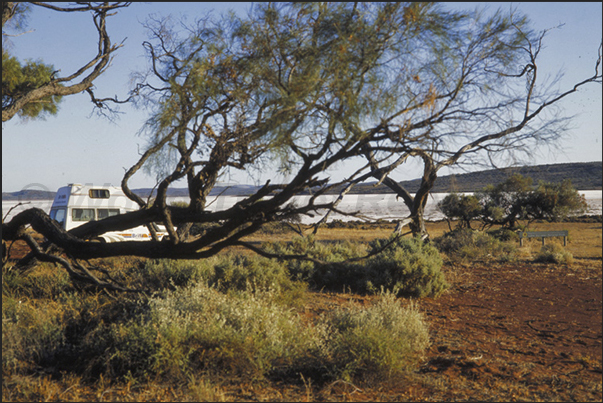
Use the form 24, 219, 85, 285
438, 174, 587, 231
437, 193, 482, 231
478, 174, 535, 230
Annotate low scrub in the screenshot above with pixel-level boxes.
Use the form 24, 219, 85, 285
3, 257, 432, 387
3, 262, 73, 299
145, 284, 327, 380
266, 235, 448, 298
534, 243, 574, 264
3, 234, 441, 390
120, 255, 305, 301
68, 285, 430, 382
325, 292, 430, 381
2, 296, 66, 375
434, 228, 519, 262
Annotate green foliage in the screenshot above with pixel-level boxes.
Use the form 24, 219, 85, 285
2, 296, 66, 374
264, 235, 366, 282
267, 235, 447, 298
2, 50, 63, 120
3, 251, 435, 385
438, 193, 482, 229
487, 227, 520, 242
476, 173, 534, 229
362, 237, 447, 297
139, 259, 207, 289
434, 228, 519, 263
133, 2, 476, 180
88, 316, 159, 379
529, 180, 588, 222
146, 284, 326, 380
325, 292, 430, 381
2, 262, 72, 298
209, 254, 300, 294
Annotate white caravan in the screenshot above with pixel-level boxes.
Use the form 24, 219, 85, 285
49, 184, 167, 242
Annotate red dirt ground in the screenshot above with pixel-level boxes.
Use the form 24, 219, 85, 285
411, 259, 602, 401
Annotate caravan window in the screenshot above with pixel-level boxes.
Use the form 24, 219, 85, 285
72, 208, 95, 222
97, 208, 120, 219
89, 189, 110, 199
50, 208, 66, 228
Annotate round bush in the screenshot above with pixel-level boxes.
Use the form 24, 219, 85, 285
325, 292, 430, 380
311, 236, 447, 298
434, 228, 518, 262
534, 243, 574, 264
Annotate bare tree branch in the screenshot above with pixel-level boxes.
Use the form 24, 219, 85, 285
2, 2, 131, 121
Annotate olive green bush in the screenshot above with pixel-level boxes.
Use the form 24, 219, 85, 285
266, 235, 447, 298
141, 258, 207, 289
146, 284, 329, 379
324, 292, 430, 381
2, 262, 72, 299
3, 239, 438, 385
434, 228, 519, 262
264, 235, 366, 282
438, 175, 587, 231
2, 296, 66, 374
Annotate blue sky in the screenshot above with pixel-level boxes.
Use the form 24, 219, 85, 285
2, 2, 602, 193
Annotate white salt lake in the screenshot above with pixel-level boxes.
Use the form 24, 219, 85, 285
3, 191, 602, 225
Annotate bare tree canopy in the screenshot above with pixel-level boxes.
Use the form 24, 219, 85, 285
2, 2, 131, 122
354, 7, 602, 238
2, 2, 601, 289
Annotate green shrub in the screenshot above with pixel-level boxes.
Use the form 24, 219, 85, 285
139, 258, 208, 289
434, 228, 518, 262
210, 254, 292, 292
3, 250, 439, 385
363, 236, 447, 298
136, 255, 304, 300
146, 283, 327, 380
265, 235, 446, 298
90, 316, 160, 380
437, 193, 482, 229
264, 235, 366, 283
2, 262, 72, 299
324, 292, 429, 381
534, 243, 574, 264
2, 297, 66, 374
487, 227, 520, 242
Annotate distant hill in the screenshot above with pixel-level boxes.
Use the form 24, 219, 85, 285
2, 162, 601, 201
1, 189, 55, 201
351, 161, 602, 194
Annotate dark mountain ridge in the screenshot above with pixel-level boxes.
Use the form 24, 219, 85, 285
3, 162, 601, 201
354, 161, 602, 194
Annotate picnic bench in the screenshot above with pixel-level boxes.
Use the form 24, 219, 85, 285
519, 230, 568, 247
